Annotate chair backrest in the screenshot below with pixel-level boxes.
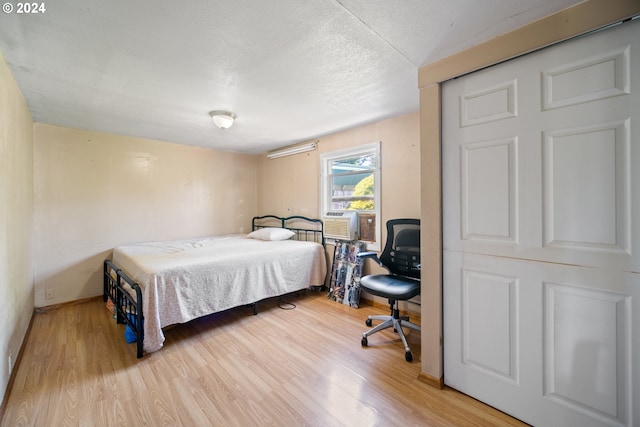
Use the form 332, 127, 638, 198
379, 219, 421, 279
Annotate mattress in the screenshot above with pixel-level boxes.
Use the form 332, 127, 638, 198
112, 234, 327, 353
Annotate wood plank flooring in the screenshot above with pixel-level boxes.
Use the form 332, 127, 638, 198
1, 291, 529, 426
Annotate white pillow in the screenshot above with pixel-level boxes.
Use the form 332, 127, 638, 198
247, 227, 295, 241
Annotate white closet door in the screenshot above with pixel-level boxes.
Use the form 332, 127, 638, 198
443, 19, 639, 427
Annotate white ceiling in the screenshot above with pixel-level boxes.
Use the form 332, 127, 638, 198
0, 0, 582, 154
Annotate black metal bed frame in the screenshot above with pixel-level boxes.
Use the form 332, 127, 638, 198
103, 215, 324, 358
251, 215, 324, 246
103, 260, 144, 358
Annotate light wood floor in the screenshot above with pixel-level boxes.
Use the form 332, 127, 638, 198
1, 291, 529, 426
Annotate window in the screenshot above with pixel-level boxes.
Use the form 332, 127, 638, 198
321, 142, 381, 249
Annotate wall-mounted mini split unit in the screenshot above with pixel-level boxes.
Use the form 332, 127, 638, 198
323, 211, 358, 241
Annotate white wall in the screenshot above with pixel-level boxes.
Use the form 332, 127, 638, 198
0, 51, 34, 405
33, 124, 258, 307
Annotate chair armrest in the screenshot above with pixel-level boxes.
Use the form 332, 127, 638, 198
356, 251, 385, 268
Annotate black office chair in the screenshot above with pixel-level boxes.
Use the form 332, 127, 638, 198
357, 219, 421, 362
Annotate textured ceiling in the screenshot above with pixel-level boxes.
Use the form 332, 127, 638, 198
0, 0, 582, 153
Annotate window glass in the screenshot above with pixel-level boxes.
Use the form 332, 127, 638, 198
321, 142, 381, 249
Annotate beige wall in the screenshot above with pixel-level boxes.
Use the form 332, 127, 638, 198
0, 52, 34, 405
257, 111, 421, 304
257, 143, 320, 218
418, 0, 640, 387
320, 112, 421, 223
33, 124, 258, 307
258, 111, 420, 221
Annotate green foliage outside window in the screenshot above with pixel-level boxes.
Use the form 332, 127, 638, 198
348, 175, 374, 210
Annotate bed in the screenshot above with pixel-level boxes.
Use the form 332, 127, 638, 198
103, 215, 326, 358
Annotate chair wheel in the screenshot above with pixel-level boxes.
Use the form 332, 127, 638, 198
361, 337, 368, 347
405, 352, 413, 362
365, 318, 372, 327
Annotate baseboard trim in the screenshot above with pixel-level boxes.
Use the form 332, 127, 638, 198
36, 295, 102, 314
0, 309, 35, 421
418, 371, 444, 389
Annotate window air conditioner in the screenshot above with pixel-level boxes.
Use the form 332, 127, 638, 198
323, 211, 358, 241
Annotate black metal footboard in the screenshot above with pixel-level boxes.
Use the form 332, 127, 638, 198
103, 260, 144, 358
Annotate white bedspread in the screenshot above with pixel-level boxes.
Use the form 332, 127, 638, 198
112, 235, 326, 353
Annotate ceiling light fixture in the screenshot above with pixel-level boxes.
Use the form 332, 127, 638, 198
210, 111, 236, 129
266, 141, 318, 159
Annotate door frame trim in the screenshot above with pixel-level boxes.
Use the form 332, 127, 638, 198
417, 0, 640, 386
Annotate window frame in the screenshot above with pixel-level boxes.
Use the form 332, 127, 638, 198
320, 141, 381, 250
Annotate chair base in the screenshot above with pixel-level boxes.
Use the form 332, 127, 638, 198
361, 306, 421, 362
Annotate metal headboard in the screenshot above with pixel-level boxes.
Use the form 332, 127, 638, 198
252, 215, 324, 246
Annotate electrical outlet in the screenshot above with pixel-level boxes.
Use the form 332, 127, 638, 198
45, 288, 55, 300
